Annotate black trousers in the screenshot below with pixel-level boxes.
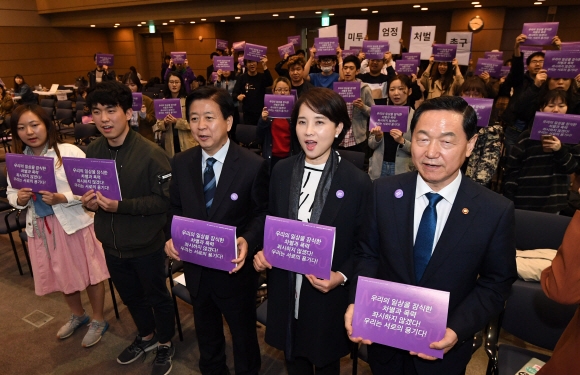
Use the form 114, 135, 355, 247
105, 248, 175, 343
189, 268, 261, 375
286, 357, 340, 375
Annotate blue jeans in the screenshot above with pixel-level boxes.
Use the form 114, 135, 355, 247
381, 161, 396, 177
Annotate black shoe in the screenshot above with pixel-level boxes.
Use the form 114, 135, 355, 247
117, 334, 159, 364
151, 342, 175, 375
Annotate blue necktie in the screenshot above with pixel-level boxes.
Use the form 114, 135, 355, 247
203, 157, 217, 213
414, 192, 444, 282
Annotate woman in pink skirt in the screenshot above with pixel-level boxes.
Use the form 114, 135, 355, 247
7, 104, 110, 348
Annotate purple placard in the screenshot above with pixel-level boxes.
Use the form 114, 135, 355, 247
342, 49, 358, 59
500, 65, 511, 77
352, 277, 450, 359
62, 157, 122, 200
6, 154, 57, 193
402, 52, 421, 61
432, 44, 457, 62
278, 43, 296, 59
96, 53, 114, 66
543, 50, 580, 79
314, 37, 339, 56
522, 22, 559, 45
170, 51, 187, 64
132, 92, 142, 111
464, 98, 493, 127
244, 43, 268, 62
290, 89, 297, 100
397, 60, 419, 75
171, 216, 237, 272
154, 98, 182, 120
288, 35, 301, 46
530, 112, 580, 144
561, 42, 580, 51
520, 46, 543, 62
484, 51, 504, 60
333, 82, 360, 103
369, 106, 409, 132
216, 39, 228, 50
213, 56, 235, 71
474, 58, 503, 78
232, 41, 246, 52
264, 94, 295, 118
211, 72, 218, 82
238, 56, 245, 68
263, 215, 335, 280
363, 40, 390, 60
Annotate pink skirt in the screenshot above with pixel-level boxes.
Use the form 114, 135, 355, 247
28, 215, 110, 296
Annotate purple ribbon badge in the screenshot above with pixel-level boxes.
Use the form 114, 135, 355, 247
394, 189, 404, 198
230, 193, 238, 201
336, 190, 345, 199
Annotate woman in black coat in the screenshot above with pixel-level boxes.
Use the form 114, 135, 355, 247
254, 88, 372, 374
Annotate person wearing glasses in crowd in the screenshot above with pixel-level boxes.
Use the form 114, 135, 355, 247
303, 46, 343, 89
257, 77, 299, 171
156, 72, 198, 157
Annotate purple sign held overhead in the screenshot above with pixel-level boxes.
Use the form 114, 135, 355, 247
530, 112, 580, 144
170, 51, 187, 64
333, 82, 360, 103
264, 94, 295, 118
263, 216, 336, 280
171, 216, 237, 272
6, 154, 57, 193
561, 42, 580, 51
213, 56, 235, 72
96, 53, 114, 66
62, 157, 122, 201
216, 39, 228, 50
278, 43, 295, 59
397, 60, 419, 75
520, 46, 543, 62
369, 106, 409, 132
363, 40, 390, 60
432, 44, 457, 62
543, 50, 580, 79
341, 49, 358, 59
522, 22, 559, 45
474, 58, 503, 78
402, 52, 421, 61
314, 37, 339, 56
484, 51, 504, 60
352, 277, 450, 359
244, 43, 268, 62
232, 41, 246, 51
154, 98, 182, 120
132, 92, 142, 111
464, 98, 493, 127
288, 35, 301, 46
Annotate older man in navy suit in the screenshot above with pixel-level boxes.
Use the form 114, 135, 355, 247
165, 86, 269, 375
345, 96, 517, 375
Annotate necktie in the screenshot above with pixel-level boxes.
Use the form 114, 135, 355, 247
414, 192, 444, 282
203, 157, 217, 213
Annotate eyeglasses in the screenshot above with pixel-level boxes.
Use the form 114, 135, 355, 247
320, 59, 334, 65
274, 88, 290, 93
530, 59, 544, 65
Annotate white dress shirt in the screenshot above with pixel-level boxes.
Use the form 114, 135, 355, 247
201, 139, 230, 186
413, 172, 462, 254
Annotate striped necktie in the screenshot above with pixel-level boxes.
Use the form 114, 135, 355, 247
203, 157, 217, 213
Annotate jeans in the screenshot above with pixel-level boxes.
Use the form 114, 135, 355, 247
381, 161, 396, 177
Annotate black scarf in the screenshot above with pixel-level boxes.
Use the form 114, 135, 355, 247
284, 149, 339, 361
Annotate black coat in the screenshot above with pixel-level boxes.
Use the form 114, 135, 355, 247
265, 155, 372, 367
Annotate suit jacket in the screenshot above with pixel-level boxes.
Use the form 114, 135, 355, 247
168, 142, 269, 298
353, 172, 517, 374
538, 210, 580, 375
265, 155, 372, 367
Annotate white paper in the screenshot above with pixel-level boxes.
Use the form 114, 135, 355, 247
173, 273, 186, 286
446, 32, 472, 66
379, 21, 403, 54
318, 25, 338, 38
409, 26, 436, 60
344, 19, 368, 50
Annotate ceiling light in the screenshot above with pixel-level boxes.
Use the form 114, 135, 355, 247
235, 16, 241, 19
115, 23, 120, 26
413, 5, 421, 8
474, 4, 482, 7
190, 21, 195, 23
114, 26, 118, 28
90, 24, 96, 27
201, 18, 206, 21
372, 10, 378, 13
169, 20, 175, 23
315, 11, 322, 14
471, 1, 479, 3
421, 7, 428, 10
329, 13, 335, 16
220, 20, 226, 22
534, 1, 542, 3
273, 14, 278, 17
141, 21, 146, 24
137, 24, 142, 27
162, 22, 168, 25
361, 8, 368, 11
289, 15, 295, 18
